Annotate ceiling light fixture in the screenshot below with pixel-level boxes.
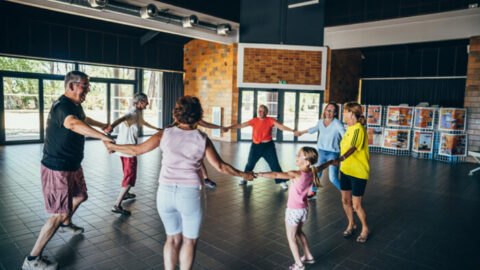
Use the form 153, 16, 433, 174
182, 15, 198, 28
88, 0, 108, 8
216, 24, 231, 36
139, 3, 158, 19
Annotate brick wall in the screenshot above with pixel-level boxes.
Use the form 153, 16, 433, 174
242, 48, 323, 85
465, 36, 480, 153
184, 40, 238, 142
325, 49, 363, 103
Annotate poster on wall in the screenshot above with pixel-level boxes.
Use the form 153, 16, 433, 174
386, 106, 414, 127
414, 107, 435, 130
439, 133, 467, 156
412, 131, 434, 153
367, 105, 382, 125
382, 128, 410, 150
439, 108, 467, 131
367, 127, 383, 147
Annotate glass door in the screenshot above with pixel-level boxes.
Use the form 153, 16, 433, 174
83, 82, 107, 124
240, 90, 254, 140
257, 91, 278, 140
110, 83, 134, 134
283, 91, 297, 141
43, 79, 65, 138
2, 77, 41, 141
297, 92, 321, 142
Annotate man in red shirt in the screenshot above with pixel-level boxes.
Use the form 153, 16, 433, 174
229, 105, 296, 189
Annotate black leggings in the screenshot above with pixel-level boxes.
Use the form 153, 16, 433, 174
244, 141, 286, 184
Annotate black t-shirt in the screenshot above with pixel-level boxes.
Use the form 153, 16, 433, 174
41, 95, 86, 171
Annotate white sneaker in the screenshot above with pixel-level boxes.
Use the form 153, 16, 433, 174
22, 256, 58, 270
280, 182, 288, 190
238, 179, 247, 185
58, 223, 84, 235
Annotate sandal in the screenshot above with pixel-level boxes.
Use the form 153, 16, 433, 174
300, 255, 315, 264
111, 205, 131, 215
122, 192, 136, 200
343, 225, 357, 238
356, 232, 369, 243
289, 263, 305, 270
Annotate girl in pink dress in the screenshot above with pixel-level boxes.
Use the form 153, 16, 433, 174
257, 146, 332, 270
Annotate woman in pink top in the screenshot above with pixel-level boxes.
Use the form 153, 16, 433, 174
257, 147, 332, 270
105, 96, 255, 270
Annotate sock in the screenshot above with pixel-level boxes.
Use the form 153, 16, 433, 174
27, 255, 38, 261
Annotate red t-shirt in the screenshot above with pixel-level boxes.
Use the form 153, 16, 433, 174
248, 117, 275, 144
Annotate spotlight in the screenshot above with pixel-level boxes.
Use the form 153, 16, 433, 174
140, 4, 158, 19
88, 0, 108, 8
182, 15, 198, 28
216, 24, 231, 35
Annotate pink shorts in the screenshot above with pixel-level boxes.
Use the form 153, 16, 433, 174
41, 165, 88, 214
121, 156, 137, 187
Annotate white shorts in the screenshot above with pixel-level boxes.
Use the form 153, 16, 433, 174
285, 208, 308, 226
156, 184, 205, 239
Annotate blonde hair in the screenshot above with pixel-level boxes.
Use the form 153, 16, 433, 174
301, 146, 322, 188
344, 102, 366, 125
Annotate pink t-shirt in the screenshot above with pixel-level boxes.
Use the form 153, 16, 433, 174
159, 126, 207, 186
287, 171, 313, 209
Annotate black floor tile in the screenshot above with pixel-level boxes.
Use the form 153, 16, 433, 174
1, 141, 480, 269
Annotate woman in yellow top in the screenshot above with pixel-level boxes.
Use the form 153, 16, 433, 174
332, 102, 370, 243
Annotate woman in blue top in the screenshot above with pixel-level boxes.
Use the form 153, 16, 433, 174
297, 103, 345, 197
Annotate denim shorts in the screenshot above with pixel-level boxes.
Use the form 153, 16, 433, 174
156, 184, 205, 239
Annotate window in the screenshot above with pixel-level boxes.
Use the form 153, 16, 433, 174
0, 56, 74, 75
79, 64, 135, 80
142, 70, 162, 134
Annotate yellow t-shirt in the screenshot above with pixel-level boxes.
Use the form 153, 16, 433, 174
340, 122, 370, 180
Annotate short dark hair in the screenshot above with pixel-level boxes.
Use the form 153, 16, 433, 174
64, 71, 88, 90
173, 96, 203, 126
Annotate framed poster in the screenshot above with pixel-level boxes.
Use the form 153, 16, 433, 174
412, 131, 434, 153
367, 105, 382, 125
367, 127, 383, 147
439, 108, 467, 131
382, 128, 410, 150
386, 106, 414, 127
439, 133, 467, 157
414, 107, 435, 129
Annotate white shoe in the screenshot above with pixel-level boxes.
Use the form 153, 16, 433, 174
280, 182, 288, 190
238, 179, 247, 185
58, 223, 84, 235
22, 256, 58, 270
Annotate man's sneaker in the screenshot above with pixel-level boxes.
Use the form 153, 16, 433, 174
22, 256, 58, 270
280, 182, 288, 190
58, 223, 84, 235
122, 192, 136, 200
204, 178, 217, 188
238, 179, 247, 185
307, 190, 316, 199
111, 205, 131, 215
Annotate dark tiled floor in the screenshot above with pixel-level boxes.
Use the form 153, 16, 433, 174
1, 140, 480, 270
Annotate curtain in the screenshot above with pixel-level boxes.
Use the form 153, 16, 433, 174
361, 79, 466, 107
162, 72, 184, 127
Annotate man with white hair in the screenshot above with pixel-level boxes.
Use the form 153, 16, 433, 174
104, 93, 160, 215
23, 71, 114, 270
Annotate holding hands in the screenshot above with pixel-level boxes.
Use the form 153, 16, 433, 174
242, 171, 256, 181
103, 124, 114, 134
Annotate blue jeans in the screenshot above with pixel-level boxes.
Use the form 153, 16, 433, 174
312, 150, 340, 191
